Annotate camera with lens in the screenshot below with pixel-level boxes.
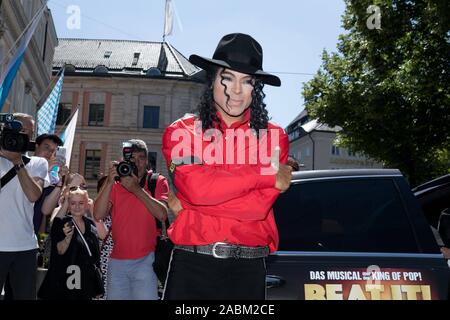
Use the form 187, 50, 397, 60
116, 141, 138, 177
0, 113, 35, 153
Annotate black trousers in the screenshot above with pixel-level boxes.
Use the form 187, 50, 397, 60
163, 249, 266, 300
3, 274, 13, 300
0, 249, 37, 300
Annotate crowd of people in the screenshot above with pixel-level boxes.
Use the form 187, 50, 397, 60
2, 32, 447, 301
0, 112, 167, 300
0, 33, 292, 301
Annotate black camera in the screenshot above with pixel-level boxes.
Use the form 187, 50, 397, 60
0, 113, 35, 153
116, 142, 138, 177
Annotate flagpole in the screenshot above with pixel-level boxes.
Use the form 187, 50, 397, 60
0, 0, 48, 66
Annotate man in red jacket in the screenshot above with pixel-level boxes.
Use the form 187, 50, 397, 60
162, 33, 292, 300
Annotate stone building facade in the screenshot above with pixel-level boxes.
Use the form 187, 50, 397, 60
53, 39, 204, 184
0, 0, 57, 120
287, 110, 383, 170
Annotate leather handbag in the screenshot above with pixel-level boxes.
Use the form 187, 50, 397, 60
73, 219, 105, 296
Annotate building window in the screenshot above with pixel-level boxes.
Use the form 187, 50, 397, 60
85, 149, 101, 179
331, 145, 340, 156
56, 103, 72, 125
348, 148, 356, 157
132, 52, 140, 66
148, 151, 157, 171
305, 147, 311, 157
143, 106, 160, 129
89, 103, 105, 126
288, 130, 299, 142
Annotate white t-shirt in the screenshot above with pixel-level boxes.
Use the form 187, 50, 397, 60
0, 156, 50, 251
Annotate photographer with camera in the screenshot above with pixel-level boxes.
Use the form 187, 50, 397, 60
94, 139, 168, 300
0, 113, 50, 300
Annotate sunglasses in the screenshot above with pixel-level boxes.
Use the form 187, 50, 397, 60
69, 185, 88, 191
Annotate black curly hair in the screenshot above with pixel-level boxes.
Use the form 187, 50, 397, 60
193, 67, 269, 137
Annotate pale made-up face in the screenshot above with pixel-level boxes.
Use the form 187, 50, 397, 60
213, 68, 255, 126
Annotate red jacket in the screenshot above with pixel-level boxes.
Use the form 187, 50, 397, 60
109, 171, 169, 259
162, 109, 289, 252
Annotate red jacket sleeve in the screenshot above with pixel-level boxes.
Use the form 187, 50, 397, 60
154, 174, 169, 202
176, 132, 289, 221
162, 125, 278, 206
174, 164, 276, 205
179, 188, 279, 221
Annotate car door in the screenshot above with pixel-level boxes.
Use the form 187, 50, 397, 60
266, 176, 450, 300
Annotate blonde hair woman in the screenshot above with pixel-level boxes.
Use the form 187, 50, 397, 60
38, 188, 103, 299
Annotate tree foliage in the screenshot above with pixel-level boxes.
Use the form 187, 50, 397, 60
303, 0, 450, 186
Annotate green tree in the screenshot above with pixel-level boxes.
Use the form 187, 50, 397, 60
303, 0, 450, 186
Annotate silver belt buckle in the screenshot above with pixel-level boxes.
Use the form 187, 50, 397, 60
212, 242, 229, 259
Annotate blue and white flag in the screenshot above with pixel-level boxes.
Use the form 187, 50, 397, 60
0, 3, 47, 111
60, 109, 78, 167
37, 71, 64, 135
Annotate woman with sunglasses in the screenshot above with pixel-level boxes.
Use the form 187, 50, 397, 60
49, 174, 107, 239
38, 188, 103, 299
49, 173, 88, 220
69, 185, 88, 191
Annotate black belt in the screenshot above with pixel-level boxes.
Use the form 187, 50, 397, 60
175, 242, 269, 259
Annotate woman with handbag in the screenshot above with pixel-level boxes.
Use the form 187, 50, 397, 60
38, 186, 103, 300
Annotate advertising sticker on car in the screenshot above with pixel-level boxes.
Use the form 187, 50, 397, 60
303, 267, 441, 300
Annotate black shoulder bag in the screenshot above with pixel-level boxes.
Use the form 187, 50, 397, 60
0, 156, 31, 190
72, 218, 105, 296
147, 172, 174, 284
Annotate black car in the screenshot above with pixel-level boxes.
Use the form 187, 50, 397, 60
267, 169, 450, 300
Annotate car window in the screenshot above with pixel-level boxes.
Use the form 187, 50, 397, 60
416, 184, 450, 227
273, 178, 419, 253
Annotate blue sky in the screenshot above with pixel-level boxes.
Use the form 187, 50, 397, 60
47, 0, 346, 128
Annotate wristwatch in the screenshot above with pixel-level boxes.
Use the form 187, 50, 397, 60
14, 162, 25, 172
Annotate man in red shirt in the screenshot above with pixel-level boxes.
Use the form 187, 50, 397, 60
94, 139, 168, 300
162, 33, 292, 299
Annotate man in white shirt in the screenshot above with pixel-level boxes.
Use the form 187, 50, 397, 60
0, 113, 49, 300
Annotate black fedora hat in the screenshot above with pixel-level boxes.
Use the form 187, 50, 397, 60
189, 33, 281, 87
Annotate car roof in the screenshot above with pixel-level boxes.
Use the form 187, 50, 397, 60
412, 174, 450, 195
291, 169, 402, 181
